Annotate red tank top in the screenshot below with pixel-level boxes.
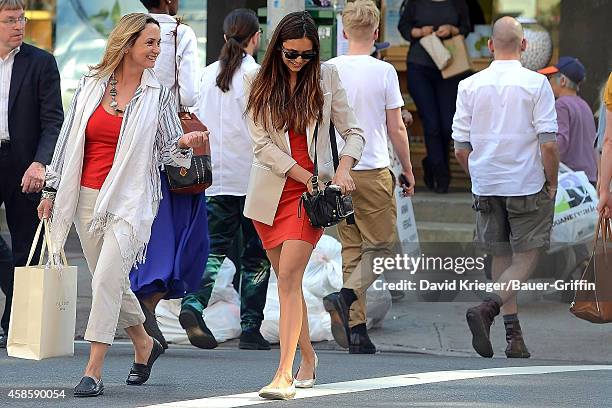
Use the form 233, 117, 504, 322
80, 104, 123, 189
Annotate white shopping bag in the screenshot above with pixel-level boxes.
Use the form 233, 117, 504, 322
8, 220, 78, 360
549, 165, 598, 252
391, 162, 421, 258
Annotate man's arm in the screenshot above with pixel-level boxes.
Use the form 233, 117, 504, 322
452, 80, 472, 177
35, 52, 63, 166
386, 107, 415, 195
540, 138, 560, 198
454, 144, 471, 177
24, 53, 63, 193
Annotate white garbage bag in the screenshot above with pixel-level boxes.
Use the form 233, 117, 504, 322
156, 258, 242, 344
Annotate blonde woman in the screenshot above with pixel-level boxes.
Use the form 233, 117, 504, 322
38, 14, 207, 397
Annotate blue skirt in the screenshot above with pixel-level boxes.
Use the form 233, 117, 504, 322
129, 172, 209, 299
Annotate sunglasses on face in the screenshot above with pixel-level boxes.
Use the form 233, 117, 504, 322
280, 47, 317, 60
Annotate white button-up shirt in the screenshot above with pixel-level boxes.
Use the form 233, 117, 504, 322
452, 60, 558, 196
197, 54, 259, 196
0, 47, 20, 141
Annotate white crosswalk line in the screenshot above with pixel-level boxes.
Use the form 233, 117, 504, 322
141, 365, 612, 408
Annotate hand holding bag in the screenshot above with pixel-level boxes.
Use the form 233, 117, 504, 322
7, 219, 78, 360
570, 213, 612, 323
299, 122, 354, 228
420, 33, 452, 70
165, 19, 212, 194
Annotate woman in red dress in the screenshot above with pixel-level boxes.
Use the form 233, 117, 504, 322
245, 12, 364, 400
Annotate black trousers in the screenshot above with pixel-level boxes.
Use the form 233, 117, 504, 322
0, 144, 41, 334
407, 63, 463, 183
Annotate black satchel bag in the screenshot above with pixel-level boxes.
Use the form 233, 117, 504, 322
299, 122, 354, 228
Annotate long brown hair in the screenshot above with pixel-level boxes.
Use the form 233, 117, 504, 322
216, 9, 260, 92
89, 13, 160, 79
246, 11, 323, 135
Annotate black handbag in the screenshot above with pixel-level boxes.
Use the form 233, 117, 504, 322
298, 122, 354, 228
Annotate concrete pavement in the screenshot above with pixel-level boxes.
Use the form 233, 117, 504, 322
1, 343, 611, 408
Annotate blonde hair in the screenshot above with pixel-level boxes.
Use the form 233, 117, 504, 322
0, 0, 25, 12
342, 0, 380, 41
89, 13, 159, 79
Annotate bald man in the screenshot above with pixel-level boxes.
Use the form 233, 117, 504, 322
452, 17, 559, 359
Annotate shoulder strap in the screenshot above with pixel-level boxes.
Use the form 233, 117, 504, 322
311, 120, 340, 193
311, 122, 321, 193
173, 19, 182, 110
329, 121, 339, 171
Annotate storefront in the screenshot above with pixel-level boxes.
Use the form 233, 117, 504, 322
22, 0, 207, 106
381, 0, 561, 189
22, 0, 563, 189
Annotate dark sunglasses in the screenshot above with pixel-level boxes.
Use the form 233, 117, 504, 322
280, 47, 317, 60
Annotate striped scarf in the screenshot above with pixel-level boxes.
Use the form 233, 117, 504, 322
48, 70, 188, 272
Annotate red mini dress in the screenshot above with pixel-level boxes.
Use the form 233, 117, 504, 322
81, 104, 123, 189
253, 129, 324, 250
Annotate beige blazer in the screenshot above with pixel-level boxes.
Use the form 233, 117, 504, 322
243, 63, 365, 225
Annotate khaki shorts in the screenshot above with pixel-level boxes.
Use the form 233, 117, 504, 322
473, 187, 555, 256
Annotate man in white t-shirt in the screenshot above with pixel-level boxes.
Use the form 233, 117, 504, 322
453, 17, 559, 359
323, 0, 415, 354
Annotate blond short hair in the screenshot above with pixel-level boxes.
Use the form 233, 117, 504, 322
342, 0, 380, 41
0, 0, 25, 12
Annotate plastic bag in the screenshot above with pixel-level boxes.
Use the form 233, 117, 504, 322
549, 166, 598, 252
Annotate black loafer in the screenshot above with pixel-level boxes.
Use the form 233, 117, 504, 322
323, 292, 351, 349
126, 338, 164, 385
74, 376, 104, 397
179, 305, 218, 349
0, 334, 6, 349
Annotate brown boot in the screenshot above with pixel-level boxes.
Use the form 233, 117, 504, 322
504, 320, 531, 358
466, 295, 502, 358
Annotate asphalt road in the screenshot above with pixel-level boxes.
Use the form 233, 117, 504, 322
1, 342, 611, 408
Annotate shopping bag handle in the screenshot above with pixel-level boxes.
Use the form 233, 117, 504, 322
25, 219, 68, 268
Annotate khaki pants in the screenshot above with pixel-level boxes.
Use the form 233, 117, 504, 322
74, 187, 145, 345
338, 168, 398, 328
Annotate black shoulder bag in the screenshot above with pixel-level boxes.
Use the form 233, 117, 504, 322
298, 122, 355, 228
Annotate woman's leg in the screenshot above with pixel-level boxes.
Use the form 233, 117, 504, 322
407, 63, 445, 189
124, 324, 154, 364
74, 188, 109, 381
434, 74, 463, 190
266, 246, 316, 381
266, 240, 314, 388
140, 292, 168, 314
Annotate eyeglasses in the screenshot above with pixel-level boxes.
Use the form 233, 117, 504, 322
280, 47, 317, 61
0, 16, 28, 26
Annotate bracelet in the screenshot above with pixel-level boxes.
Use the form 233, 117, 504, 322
41, 190, 56, 201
